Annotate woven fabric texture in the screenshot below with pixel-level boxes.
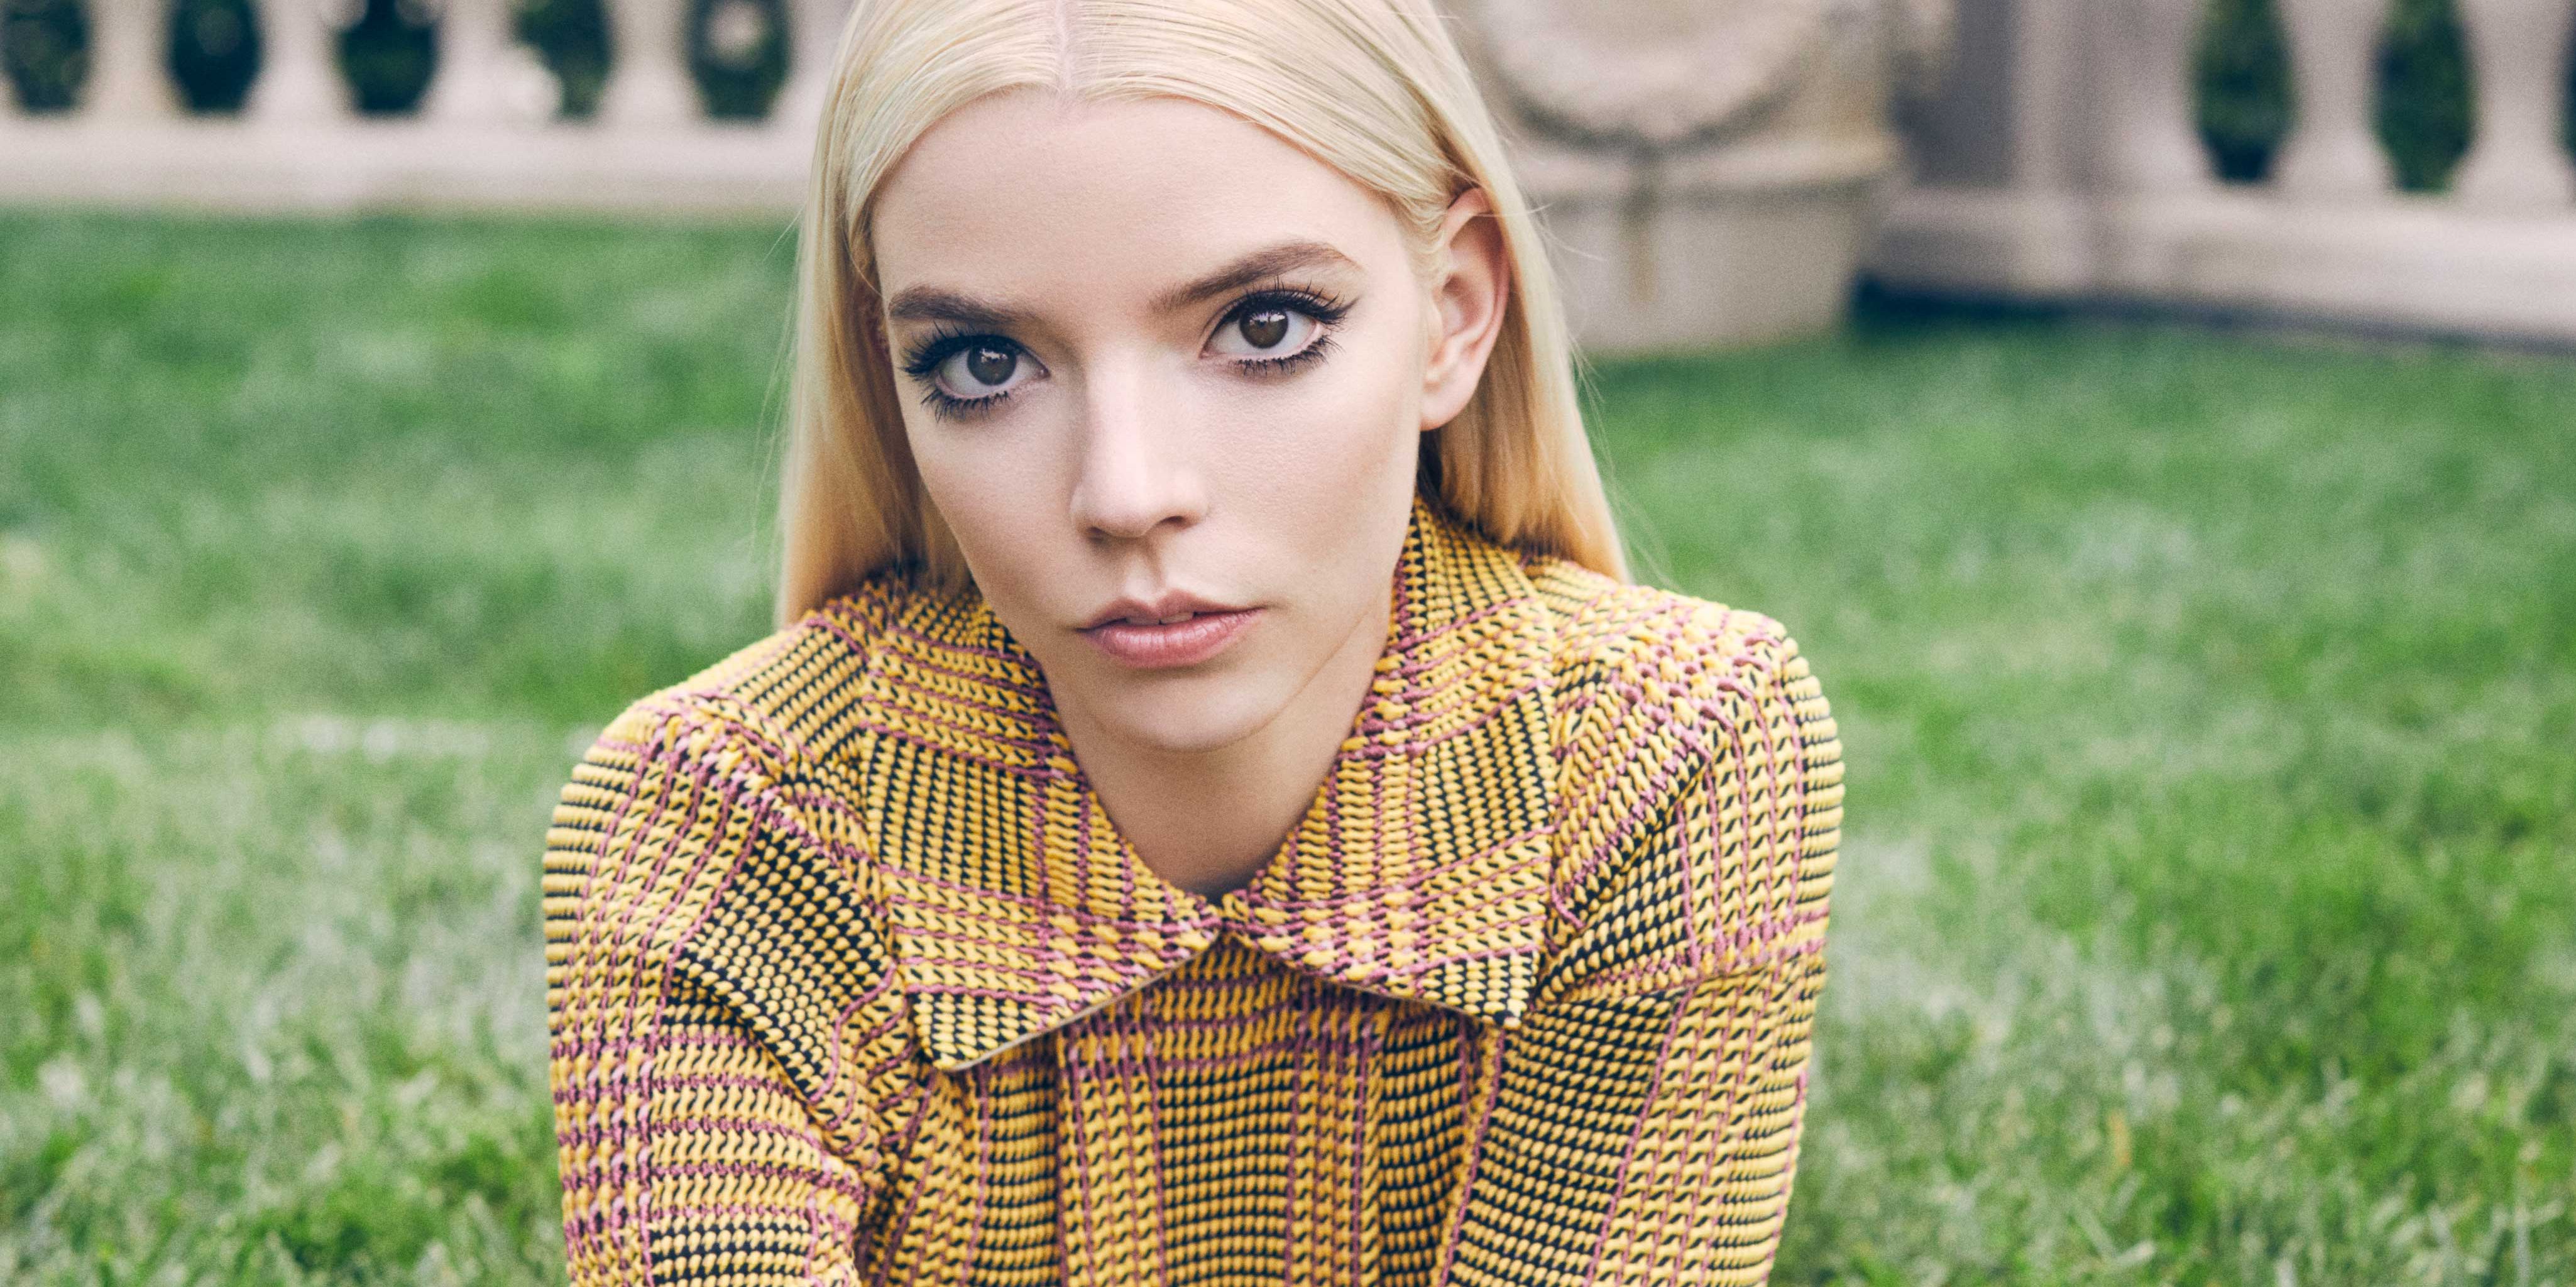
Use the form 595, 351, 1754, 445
544, 495, 1844, 1285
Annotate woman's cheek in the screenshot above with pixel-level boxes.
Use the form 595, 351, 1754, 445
1236, 359, 1410, 514
918, 448, 1048, 597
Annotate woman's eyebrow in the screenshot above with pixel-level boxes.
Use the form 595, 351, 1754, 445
882, 240, 1359, 329
1148, 240, 1360, 313
882, 288, 1024, 331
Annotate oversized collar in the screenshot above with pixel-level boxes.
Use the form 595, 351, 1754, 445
832, 495, 1561, 1070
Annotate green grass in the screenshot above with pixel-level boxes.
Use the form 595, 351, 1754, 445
3, 210, 2570, 1285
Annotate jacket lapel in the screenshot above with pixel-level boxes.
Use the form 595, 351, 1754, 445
841, 496, 1559, 1070
1209, 496, 1560, 1028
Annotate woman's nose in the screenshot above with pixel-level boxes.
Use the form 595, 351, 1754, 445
1066, 364, 1207, 542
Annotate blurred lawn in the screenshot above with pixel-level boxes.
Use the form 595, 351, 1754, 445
2, 210, 2570, 1286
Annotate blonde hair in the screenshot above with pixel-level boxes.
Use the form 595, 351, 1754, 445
774, 0, 1629, 627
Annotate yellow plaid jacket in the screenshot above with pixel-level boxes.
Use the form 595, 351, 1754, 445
544, 495, 1844, 1285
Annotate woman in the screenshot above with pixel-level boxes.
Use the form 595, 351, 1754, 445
542, 0, 1845, 1281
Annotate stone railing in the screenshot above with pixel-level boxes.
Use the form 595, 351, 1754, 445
0, 0, 851, 212
1872, 0, 2576, 344
0, 0, 1939, 354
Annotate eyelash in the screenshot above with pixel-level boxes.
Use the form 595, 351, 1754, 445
897, 286, 1355, 420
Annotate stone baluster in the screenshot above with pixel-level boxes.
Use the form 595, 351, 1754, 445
2115, 0, 2217, 189
250, 0, 351, 121
89, 0, 179, 118
422, 0, 517, 124
2453, 0, 2576, 207
773, 0, 849, 136
601, 0, 698, 127
2275, 0, 2396, 199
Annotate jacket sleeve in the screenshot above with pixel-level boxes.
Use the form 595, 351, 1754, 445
544, 700, 892, 1286
1435, 626, 1844, 1286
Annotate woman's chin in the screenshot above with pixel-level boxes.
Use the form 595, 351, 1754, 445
1082, 676, 1284, 759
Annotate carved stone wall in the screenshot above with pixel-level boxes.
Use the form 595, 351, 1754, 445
1457, 0, 1955, 353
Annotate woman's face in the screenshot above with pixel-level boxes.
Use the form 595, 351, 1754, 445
867, 91, 1504, 758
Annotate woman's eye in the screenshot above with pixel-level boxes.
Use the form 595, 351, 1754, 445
1211, 305, 1320, 359
934, 342, 1028, 397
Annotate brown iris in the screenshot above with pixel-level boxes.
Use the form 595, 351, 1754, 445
965, 344, 1016, 386
1238, 309, 1290, 350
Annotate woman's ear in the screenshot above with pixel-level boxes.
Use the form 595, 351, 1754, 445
1418, 187, 1511, 434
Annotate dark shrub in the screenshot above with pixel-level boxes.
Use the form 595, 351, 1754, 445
337, 0, 436, 116
2374, 0, 2474, 192
170, 0, 260, 114
0, 0, 87, 112
2197, 0, 2293, 183
517, 0, 605, 118
689, 0, 787, 121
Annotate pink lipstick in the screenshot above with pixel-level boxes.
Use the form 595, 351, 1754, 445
1079, 594, 1261, 669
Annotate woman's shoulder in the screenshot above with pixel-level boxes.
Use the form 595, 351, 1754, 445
1513, 549, 1842, 981
543, 581, 923, 1137
544, 575, 914, 933
1514, 549, 1824, 743
576, 572, 913, 776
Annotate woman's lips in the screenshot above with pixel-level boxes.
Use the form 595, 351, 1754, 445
1081, 608, 1262, 669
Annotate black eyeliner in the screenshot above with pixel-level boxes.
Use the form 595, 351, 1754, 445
900, 323, 1004, 378
898, 280, 1355, 420
1227, 285, 1353, 329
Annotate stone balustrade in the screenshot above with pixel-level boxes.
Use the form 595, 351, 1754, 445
6, 2, 2572, 346
1875, 0, 2576, 344
0, 0, 850, 212
0, 0, 1934, 354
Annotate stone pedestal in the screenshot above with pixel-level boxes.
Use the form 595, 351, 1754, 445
1459, 0, 1952, 352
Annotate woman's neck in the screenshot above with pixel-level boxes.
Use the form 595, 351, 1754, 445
1050, 588, 1393, 899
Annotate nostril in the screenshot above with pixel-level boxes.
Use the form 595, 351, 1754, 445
1073, 492, 1203, 544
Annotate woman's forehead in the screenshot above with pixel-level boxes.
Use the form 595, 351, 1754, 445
869, 92, 1400, 312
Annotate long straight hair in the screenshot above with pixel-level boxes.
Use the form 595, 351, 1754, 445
774, 0, 1629, 627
